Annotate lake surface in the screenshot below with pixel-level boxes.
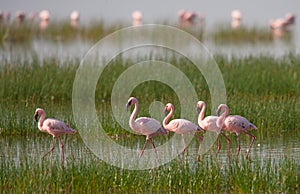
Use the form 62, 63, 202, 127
1, 132, 299, 167
1, 0, 300, 59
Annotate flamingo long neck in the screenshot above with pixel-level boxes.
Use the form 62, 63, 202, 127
38, 112, 46, 130
216, 105, 229, 128
129, 101, 138, 127
198, 103, 205, 122
163, 107, 174, 129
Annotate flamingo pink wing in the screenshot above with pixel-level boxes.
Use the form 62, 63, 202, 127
134, 117, 162, 135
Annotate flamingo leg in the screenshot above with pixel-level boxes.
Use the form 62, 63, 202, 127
148, 138, 157, 153
220, 132, 231, 158
181, 135, 187, 156
236, 135, 241, 156
195, 135, 203, 161
216, 136, 221, 156
244, 131, 256, 159
43, 137, 56, 159
139, 137, 158, 158
58, 136, 64, 164
139, 139, 148, 158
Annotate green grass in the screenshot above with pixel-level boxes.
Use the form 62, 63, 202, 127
0, 54, 299, 193
0, 155, 298, 193
211, 25, 275, 44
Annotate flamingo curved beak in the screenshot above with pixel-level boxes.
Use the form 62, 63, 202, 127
34, 112, 39, 122
216, 108, 222, 117
126, 100, 132, 112
196, 106, 201, 114
164, 108, 168, 116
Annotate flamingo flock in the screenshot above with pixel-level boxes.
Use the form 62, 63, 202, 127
34, 98, 257, 163
122, 97, 257, 160
0, 9, 295, 33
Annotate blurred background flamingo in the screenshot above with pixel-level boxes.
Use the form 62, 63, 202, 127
70, 10, 80, 28
270, 13, 296, 29
216, 104, 257, 159
231, 9, 242, 29
34, 108, 77, 163
15, 11, 26, 24
178, 9, 205, 27
131, 10, 143, 26
163, 103, 204, 157
126, 97, 168, 157
39, 10, 50, 30
196, 101, 231, 160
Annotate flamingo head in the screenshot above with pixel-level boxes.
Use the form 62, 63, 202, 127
126, 97, 137, 111
164, 103, 173, 116
34, 108, 44, 122
216, 104, 228, 116
196, 101, 205, 114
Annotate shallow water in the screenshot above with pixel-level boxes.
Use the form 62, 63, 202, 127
1, 1, 300, 63
1, 130, 299, 168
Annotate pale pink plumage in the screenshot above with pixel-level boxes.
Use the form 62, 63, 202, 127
216, 104, 257, 159
34, 108, 76, 163
196, 101, 231, 159
269, 13, 296, 30
163, 103, 204, 156
126, 97, 168, 157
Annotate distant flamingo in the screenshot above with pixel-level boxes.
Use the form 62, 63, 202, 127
269, 13, 296, 30
196, 101, 231, 159
39, 10, 50, 30
216, 104, 257, 159
15, 11, 26, 24
70, 10, 80, 28
126, 97, 168, 157
131, 10, 143, 26
163, 103, 204, 156
34, 108, 77, 163
231, 9, 242, 29
178, 9, 205, 26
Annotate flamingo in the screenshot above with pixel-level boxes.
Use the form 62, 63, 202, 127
34, 108, 77, 163
126, 97, 168, 157
131, 10, 143, 26
163, 103, 204, 156
70, 10, 80, 28
196, 101, 231, 159
15, 11, 26, 23
269, 13, 296, 30
178, 9, 204, 27
231, 9, 242, 29
39, 10, 50, 30
216, 104, 257, 159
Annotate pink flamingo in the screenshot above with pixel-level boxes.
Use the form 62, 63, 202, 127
216, 104, 257, 159
39, 10, 50, 30
163, 103, 204, 156
269, 13, 296, 30
70, 10, 80, 28
131, 10, 143, 26
231, 9, 242, 29
196, 101, 231, 159
178, 9, 205, 27
15, 11, 26, 24
126, 97, 168, 157
34, 108, 77, 163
